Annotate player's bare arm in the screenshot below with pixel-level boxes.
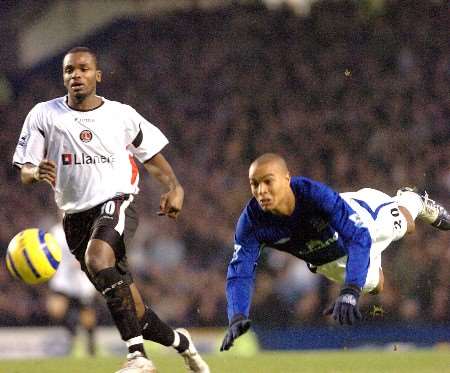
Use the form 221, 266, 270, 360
143, 153, 184, 219
21, 160, 56, 186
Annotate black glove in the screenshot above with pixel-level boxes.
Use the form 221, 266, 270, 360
220, 314, 252, 351
324, 285, 362, 326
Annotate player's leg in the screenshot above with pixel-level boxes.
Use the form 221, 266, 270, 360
396, 187, 450, 230
120, 199, 209, 372
46, 293, 78, 353
76, 273, 98, 356
86, 238, 144, 353
130, 284, 183, 347
130, 284, 210, 373
86, 238, 156, 373
362, 252, 383, 295
64, 195, 156, 372
320, 189, 407, 295
399, 206, 415, 233
90, 199, 156, 372
369, 268, 384, 295
46, 292, 70, 325
342, 188, 410, 242
96, 195, 208, 372
79, 305, 97, 356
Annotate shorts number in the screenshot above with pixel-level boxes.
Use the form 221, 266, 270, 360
101, 200, 116, 216
391, 207, 402, 230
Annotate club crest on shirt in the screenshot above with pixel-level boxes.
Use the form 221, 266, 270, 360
80, 130, 93, 143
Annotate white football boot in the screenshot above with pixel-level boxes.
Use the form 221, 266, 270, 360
115, 351, 158, 373
397, 187, 450, 230
176, 328, 210, 373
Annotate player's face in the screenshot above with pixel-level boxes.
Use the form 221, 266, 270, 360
249, 161, 291, 214
63, 52, 101, 100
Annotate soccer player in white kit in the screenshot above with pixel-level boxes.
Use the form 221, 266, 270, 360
13, 47, 209, 373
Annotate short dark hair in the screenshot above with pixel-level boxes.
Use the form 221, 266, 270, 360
64, 46, 98, 68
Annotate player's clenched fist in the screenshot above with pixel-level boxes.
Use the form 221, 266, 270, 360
34, 159, 57, 186
21, 159, 56, 186
158, 185, 184, 219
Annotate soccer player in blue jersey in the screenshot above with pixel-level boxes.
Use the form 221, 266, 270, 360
220, 153, 450, 351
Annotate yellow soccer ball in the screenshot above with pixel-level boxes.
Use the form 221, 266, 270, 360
6, 228, 62, 284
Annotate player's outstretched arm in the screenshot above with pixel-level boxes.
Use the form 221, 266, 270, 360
220, 314, 252, 351
143, 152, 184, 219
21, 160, 56, 186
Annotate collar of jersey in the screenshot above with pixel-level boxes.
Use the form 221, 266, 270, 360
65, 95, 105, 112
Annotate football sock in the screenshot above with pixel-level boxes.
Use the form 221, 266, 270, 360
396, 191, 423, 220
94, 267, 145, 355
173, 330, 189, 353
126, 336, 146, 356
140, 306, 188, 351
62, 308, 78, 336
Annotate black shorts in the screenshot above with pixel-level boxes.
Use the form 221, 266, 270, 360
62, 194, 138, 288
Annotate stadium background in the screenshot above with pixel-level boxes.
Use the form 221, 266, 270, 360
0, 0, 448, 358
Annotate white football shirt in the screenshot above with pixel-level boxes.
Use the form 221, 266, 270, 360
13, 96, 169, 213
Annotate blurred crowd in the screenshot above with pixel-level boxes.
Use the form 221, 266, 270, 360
0, 1, 448, 329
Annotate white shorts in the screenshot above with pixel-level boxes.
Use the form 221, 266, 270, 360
316, 188, 407, 293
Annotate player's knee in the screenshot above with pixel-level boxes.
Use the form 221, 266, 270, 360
399, 206, 415, 234
46, 295, 69, 319
85, 239, 116, 275
80, 308, 97, 329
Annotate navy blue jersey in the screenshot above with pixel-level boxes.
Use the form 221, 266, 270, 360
226, 176, 372, 320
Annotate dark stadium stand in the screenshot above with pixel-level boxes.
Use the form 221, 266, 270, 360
0, 1, 448, 335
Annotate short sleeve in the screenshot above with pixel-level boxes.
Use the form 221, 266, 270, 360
124, 106, 169, 163
12, 104, 46, 168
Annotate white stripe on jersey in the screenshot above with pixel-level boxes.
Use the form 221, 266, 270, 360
13, 96, 168, 213
114, 194, 134, 235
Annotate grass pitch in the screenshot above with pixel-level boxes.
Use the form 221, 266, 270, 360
1, 350, 449, 373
